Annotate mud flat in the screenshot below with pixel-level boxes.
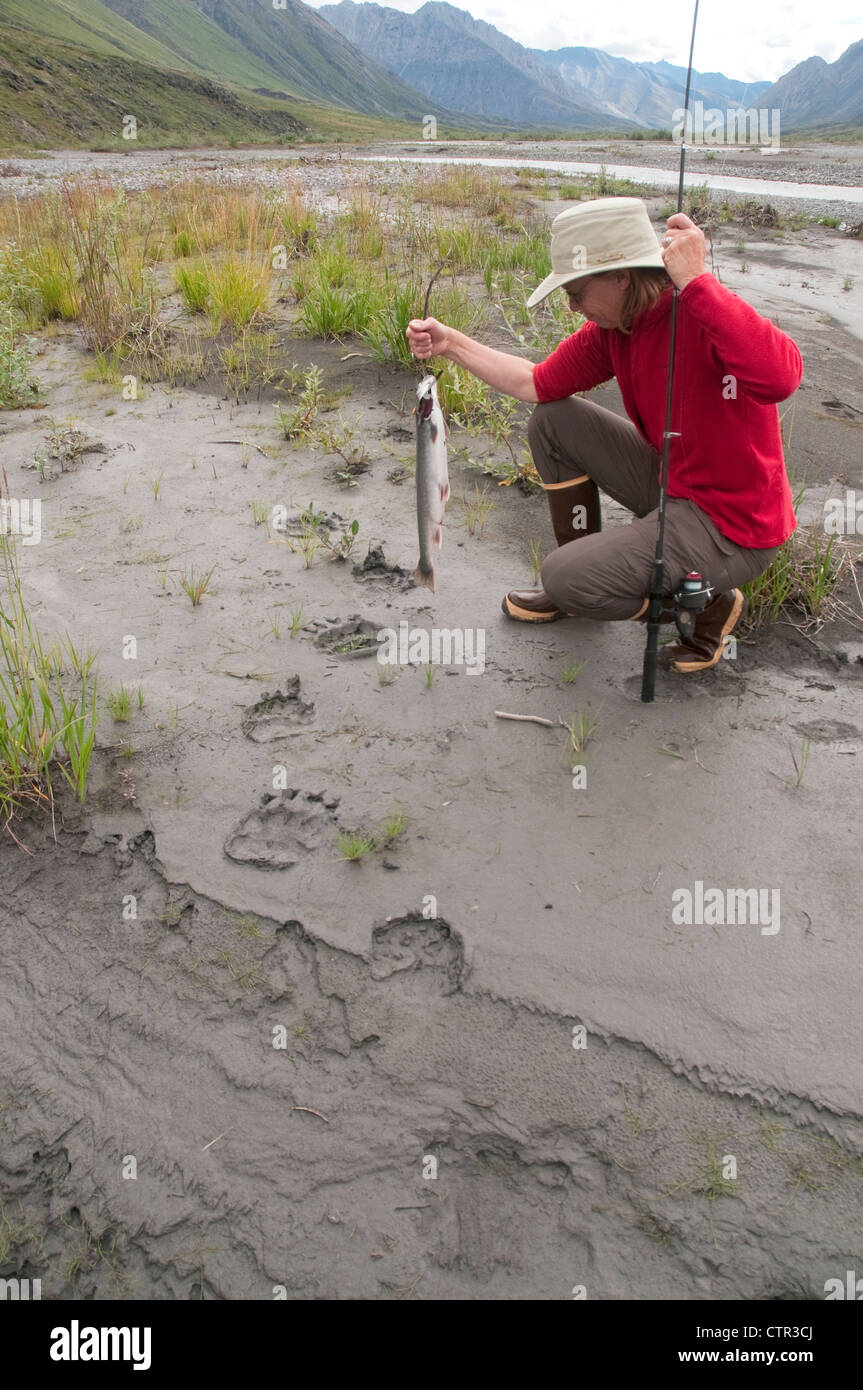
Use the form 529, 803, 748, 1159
1, 147, 862, 1299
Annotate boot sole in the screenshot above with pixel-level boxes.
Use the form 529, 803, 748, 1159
671, 589, 745, 672
501, 595, 564, 623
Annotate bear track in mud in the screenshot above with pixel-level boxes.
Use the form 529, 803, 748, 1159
314, 615, 379, 658
370, 913, 464, 994
240, 676, 315, 742
223, 788, 339, 868
351, 545, 412, 591
3, 822, 863, 1299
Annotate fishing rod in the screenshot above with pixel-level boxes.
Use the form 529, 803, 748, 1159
640, 0, 701, 703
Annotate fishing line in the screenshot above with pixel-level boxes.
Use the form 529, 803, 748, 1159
419, 256, 450, 379
640, 0, 701, 703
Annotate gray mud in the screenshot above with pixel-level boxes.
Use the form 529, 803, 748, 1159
2, 810, 862, 1300
1, 149, 862, 1300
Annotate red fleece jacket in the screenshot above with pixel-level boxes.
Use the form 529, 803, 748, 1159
531, 273, 802, 548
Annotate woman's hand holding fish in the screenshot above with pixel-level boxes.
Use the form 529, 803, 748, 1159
407, 318, 539, 402
406, 316, 450, 360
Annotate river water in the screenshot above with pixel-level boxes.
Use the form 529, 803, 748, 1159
357, 154, 863, 206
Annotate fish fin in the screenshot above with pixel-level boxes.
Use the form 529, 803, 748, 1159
433, 527, 443, 549
440, 482, 450, 503
430, 420, 438, 444
412, 563, 436, 594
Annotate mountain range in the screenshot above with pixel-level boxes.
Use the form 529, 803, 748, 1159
534, 50, 770, 129
319, 0, 630, 130
0, 0, 858, 148
320, 1, 773, 131
321, 1, 861, 132
759, 37, 863, 131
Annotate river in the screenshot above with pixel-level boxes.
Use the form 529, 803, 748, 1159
357, 154, 863, 206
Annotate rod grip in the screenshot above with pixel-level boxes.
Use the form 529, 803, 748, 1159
641, 621, 660, 703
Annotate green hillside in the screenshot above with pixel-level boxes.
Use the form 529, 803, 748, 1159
98, 0, 282, 91
0, 0, 190, 69
0, 0, 464, 148
100, 0, 434, 114
0, 27, 305, 147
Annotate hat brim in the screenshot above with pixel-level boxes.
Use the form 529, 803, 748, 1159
526, 252, 666, 310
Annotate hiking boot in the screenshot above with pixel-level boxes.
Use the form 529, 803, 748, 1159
501, 589, 564, 622
660, 588, 745, 672
503, 473, 600, 623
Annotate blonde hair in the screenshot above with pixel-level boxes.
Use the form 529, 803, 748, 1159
617, 267, 672, 334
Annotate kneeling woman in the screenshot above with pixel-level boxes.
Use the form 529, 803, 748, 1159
406, 196, 802, 672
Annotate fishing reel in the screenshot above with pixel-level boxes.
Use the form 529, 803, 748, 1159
673, 571, 713, 640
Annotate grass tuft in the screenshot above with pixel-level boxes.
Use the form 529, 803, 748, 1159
0, 487, 98, 837
336, 830, 377, 862
179, 565, 216, 606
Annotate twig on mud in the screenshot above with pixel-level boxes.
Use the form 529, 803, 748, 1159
609, 1155, 636, 1172
378, 1271, 424, 1300
847, 557, 863, 618
643, 867, 662, 893
293, 1106, 329, 1122
209, 439, 268, 455
3, 817, 35, 854
201, 1127, 234, 1151
692, 745, 715, 774
656, 739, 715, 773
495, 710, 555, 726
832, 592, 863, 634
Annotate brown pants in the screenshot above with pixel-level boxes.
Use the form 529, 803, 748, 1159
532, 397, 780, 620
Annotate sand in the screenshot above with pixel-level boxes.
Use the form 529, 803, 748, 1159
1, 143, 862, 1300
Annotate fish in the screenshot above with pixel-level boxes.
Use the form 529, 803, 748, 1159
413, 373, 449, 593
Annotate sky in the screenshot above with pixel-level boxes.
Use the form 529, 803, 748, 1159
306, 0, 863, 84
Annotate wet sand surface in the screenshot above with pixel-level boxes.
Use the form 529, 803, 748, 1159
1, 144, 862, 1299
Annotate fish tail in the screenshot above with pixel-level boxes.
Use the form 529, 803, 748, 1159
412, 562, 436, 594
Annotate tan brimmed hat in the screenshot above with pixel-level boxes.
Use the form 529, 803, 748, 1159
527, 196, 665, 308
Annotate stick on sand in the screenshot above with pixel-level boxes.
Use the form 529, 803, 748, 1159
293, 1106, 329, 1122
494, 711, 555, 727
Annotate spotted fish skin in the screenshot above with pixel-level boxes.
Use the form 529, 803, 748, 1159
413, 374, 449, 593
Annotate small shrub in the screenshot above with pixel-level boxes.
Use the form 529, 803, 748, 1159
0, 316, 40, 409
